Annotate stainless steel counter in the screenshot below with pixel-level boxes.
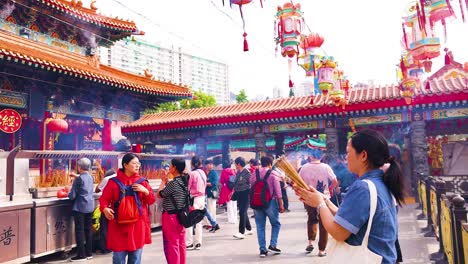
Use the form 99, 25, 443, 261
0, 201, 33, 264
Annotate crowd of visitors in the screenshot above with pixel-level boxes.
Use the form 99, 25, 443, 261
64, 129, 404, 264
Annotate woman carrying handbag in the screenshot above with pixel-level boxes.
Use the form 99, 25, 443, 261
294, 129, 406, 264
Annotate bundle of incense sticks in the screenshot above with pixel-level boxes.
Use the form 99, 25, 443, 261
273, 155, 309, 189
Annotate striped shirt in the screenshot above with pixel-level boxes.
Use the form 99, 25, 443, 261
159, 176, 187, 212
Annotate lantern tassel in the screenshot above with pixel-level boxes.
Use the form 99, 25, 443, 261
419, 0, 427, 25
289, 78, 294, 88
460, 0, 466, 22
260, 0, 263, 8
402, 23, 408, 50
239, 5, 249, 52
243, 32, 249, 52
442, 19, 447, 43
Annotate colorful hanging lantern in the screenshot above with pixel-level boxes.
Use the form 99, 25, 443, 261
317, 58, 336, 94
47, 118, 68, 133
275, 2, 304, 58
329, 70, 350, 109
429, 0, 455, 24
299, 33, 324, 77
403, 3, 441, 73
400, 77, 421, 105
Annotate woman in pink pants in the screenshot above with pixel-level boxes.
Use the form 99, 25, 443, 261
157, 158, 189, 264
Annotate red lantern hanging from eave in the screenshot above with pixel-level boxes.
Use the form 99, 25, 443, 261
47, 118, 68, 133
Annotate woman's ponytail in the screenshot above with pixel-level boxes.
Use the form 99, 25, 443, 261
383, 156, 406, 206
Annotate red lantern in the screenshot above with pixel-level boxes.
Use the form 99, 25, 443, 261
300, 33, 324, 50
47, 118, 68, 133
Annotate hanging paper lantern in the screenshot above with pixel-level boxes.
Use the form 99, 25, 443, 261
299, 33, 325, 77
429, 0, 454, 24
317, 59, 336, 94
399, 77, 421, 105
329, 70, 349, 109
47, 118, 68, 133
403, 3, 441, 67
422, 60, 433, 72
275, 2, 304, 58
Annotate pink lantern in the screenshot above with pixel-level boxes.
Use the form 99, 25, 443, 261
317, 59, 336, 94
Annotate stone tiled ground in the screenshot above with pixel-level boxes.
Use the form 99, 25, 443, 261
31, 189, 437, 264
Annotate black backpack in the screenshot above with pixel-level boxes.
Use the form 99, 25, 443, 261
169, 177, 206, 228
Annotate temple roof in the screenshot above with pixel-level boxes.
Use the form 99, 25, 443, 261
122, 65, 467, 134
0, 31, 191, 98
35, 0, 138, 32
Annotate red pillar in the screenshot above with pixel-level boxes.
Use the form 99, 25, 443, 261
102, 118, 112, 151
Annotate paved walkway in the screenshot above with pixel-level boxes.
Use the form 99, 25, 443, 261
32, 189, 438, 263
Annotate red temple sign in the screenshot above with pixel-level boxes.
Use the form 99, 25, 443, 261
0, 109, 22, 133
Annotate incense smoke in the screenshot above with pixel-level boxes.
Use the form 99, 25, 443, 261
0, 1, 16, 20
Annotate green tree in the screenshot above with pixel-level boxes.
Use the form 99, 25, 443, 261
236, 89, 249, 103
143, 90, 217, 114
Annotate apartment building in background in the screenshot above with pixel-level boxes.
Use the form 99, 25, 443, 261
100, 37, 230, 105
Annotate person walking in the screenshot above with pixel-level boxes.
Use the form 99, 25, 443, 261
99, 153, 156, 264
186, 156, 207, 250
157, 158, 189, 264
298, 149, 337, 256
251, 156, 285, 258
68, 158, 95, 262
204, 160, 220, 232
232, 157, 253, 239
294, 129, 406, 264
218, 161, 237, 224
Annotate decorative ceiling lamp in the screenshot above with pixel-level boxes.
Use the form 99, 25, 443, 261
299, 33, 324, 77
275, 2, 304, 91
229, 0, 263, 52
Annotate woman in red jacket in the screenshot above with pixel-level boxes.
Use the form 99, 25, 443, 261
100, 153, 156, 264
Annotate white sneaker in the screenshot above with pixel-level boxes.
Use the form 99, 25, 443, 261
245, 230, 254, 235
233, 233, 245, 239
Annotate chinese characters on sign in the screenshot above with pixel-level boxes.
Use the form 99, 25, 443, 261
0, 226, 15, 246
0, 109, 22, 133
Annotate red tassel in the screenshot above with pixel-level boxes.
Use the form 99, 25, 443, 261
419, 0, 427, 24
260, 0, 263, 8
442, 19, 447, 43
416, 4, 425, 35
402, 23, 408, 50
243, 32, 249, 52
289, 78, 294, 88
466, 0, 468, 15
460, 0, 466, 22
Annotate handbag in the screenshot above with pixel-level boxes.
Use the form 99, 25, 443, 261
229, 191, 238, 201
327, 180, 383, 264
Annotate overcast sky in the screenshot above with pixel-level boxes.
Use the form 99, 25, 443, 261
92, 0, 467, 99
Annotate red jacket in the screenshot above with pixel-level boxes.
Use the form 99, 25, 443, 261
99, 170, 156, 252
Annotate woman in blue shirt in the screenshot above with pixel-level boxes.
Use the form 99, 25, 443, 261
295, 129, 406, 264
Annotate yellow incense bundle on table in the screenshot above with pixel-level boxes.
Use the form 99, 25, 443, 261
273, 155, 309, 189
